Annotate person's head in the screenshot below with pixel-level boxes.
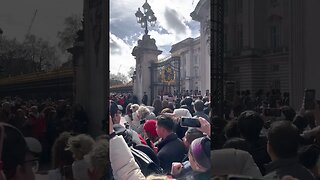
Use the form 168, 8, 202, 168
183, 128, 205, 149
238, 111, 264, 141
137, 106, 150, 120
222, 137, 250, 152
66, 134, 95, 160
280, 106, 296, 122
143, 120, 158, 141
162, 100, 169, 109
212, 116, 227, 133
173, 108, 192, 118
298, 145, 320, 178
267, 121, 300, 160
156, 116, 175, 138
293, 115, 309, 133
86, 139, 109, 179
194, 100, 205, 112
110, 101, 121, 124
188, 136, 211, 172
167, 102, 175, 111
125, 103, 133, 116
0, 123, 36, 180
52, 132, 74, 170
184, 97, 193, 106
224, 120, 240, 139
160, 108, 173, 114
152, 99, 162, 112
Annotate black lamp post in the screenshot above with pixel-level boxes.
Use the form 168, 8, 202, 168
135, 0, 157, 35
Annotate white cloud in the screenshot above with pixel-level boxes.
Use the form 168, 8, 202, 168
110, 0, 201, 77
109, 33, 136, 77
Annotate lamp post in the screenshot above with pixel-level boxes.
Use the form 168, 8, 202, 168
135, 0, 157, 35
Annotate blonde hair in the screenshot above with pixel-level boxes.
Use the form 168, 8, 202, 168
66, 134, 95, 158
146, 174, 173, 180
89, 139, 109, 175
137, 106, 150, 119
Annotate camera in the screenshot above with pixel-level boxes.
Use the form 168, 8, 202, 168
140, 119, 146, 125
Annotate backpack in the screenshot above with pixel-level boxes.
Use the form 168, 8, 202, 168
130, 146, 163, 176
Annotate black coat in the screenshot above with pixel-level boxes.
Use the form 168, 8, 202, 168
157, 133, 186, 173
264, 157, 315, 179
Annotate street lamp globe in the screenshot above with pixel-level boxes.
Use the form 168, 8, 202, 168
135, 8, 143, 23
142, 1, 151, 13
150, 16, 157, 27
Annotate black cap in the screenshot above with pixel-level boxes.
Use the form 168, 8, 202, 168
110, 100, 119, 118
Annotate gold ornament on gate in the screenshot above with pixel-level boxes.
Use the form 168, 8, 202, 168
161, 66, 175, 84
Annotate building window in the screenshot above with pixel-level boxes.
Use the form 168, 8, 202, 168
270, 25, 280, 49
272, 80, 281, 89
194, 55, 198, 65
270, 64, 280, 72
195, 68, 199, 77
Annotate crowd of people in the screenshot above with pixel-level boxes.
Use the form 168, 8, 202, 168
2, 88, 320, 180
109, 94, 211, 180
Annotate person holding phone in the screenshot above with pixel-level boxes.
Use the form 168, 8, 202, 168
156, 116, 186, 173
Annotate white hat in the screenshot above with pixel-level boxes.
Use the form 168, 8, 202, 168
173, 108, 192, 118
25, 137, 42, 154
117, 105, 123, 111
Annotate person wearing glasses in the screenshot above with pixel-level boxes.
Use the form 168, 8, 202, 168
0, 123, 41, 180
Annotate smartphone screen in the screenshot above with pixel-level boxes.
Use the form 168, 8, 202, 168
180, 117, 201, 128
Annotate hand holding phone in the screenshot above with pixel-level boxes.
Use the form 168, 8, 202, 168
171, 162, 183, 176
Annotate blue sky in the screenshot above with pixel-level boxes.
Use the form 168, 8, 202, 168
110, 0, 201, 77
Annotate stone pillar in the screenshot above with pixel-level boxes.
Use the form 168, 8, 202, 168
81, 0, 107, 136
132, 34, 162, 105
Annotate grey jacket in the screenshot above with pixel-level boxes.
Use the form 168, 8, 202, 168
211, 148, 263, 179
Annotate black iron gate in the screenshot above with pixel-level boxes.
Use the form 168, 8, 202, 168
150, 56, 180, 103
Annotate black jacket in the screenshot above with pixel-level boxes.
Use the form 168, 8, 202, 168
264, 157, 315, 180
157, 133, 186, 173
